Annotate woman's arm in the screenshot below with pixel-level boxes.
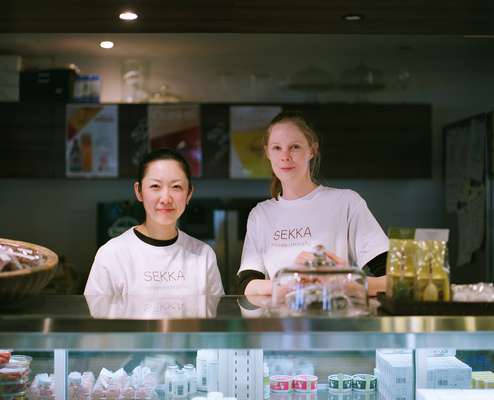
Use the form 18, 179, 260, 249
244, 279, 273, 296
367, 276, 386, 297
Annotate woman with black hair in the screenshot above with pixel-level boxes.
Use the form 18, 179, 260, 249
84, 148, 224, 296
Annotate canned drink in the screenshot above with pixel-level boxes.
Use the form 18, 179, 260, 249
352, 374, 377, 392
292, 374, 318, 392
328, 374, 352, 392
270, 375, 292, 393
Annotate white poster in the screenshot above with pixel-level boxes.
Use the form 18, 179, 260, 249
229, 105, 281, 178
66, 104, 118, 177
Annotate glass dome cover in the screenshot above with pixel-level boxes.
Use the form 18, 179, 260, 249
271, 245, 369, 316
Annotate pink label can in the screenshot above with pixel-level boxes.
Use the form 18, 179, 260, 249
293, 374, 318, 392
270, 375, 293, 392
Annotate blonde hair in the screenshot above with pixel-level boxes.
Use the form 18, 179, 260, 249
264, 111, 320, 198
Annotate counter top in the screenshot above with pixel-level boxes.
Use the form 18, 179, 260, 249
1, 295, 494, 351
1, 295, 494, 334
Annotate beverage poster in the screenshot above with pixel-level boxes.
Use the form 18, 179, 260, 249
66, 104, 118, 177
148, 104, 202, 177
229, 105, 281, 178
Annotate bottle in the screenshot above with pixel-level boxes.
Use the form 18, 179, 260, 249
69, 138, 82, 172
431, 241, 450, 301
263, 362, 270, 399
206, 359, 219, 392
196, 350, 208, 391
81, 132, 92, 172
173, 369, 187, 398
184, 363, 197, 395
68, 371, 86, 400
422, 261, 439, 301
38, 374, 55, 400
392, 241, 416, 301
165, 364, 178, 398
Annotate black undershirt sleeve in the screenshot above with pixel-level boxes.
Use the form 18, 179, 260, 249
238, 270, 266, 294
364, 251, 388, 277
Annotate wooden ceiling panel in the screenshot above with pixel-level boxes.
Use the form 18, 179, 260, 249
2, 0, 494, 34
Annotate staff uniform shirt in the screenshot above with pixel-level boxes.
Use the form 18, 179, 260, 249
238, 185, 388, 279
84, 228, 224, 296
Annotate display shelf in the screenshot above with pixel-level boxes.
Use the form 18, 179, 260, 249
3, 297, 494, 400
1, 296, 494, 351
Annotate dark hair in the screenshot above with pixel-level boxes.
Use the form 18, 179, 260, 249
265, 110, 320, 198
136, 148, 192, 192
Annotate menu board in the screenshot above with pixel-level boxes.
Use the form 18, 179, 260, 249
148, 104, 202, 177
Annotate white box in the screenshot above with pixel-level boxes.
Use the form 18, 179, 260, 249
426, 356, 471, 389
417, 389, 494, 400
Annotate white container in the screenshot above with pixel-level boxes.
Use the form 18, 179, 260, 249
164, 364, 178, 397
197, 349, 217, 391
207, 359, 219, 392
207, 392, 223, 400
184, 363, 197, 394
68, 371, 90, 400
173, 369, 187, 398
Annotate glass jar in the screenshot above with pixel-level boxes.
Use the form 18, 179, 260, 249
271, 245, 368, 316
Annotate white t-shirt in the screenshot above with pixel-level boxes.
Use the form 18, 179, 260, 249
84, 228, 224, 296
238, 185, 389, 279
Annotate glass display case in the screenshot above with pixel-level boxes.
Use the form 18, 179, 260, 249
1, 295, 494, 400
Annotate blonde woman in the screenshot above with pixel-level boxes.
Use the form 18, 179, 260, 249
237, 111, 388, 296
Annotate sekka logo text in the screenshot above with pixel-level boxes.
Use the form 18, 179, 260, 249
144, 270, 185, 282
273, 226, 312, 241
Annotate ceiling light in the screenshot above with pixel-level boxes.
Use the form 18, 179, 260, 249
119, 11, 138, 21
343, 14, 363, 22
100, 41, 114, 49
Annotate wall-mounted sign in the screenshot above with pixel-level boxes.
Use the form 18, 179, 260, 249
229, 105, 281, 178
148, 104, 202, 177
66, 104, 118, 177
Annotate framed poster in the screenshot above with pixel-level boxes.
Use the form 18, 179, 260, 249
229, 105, 281, 178
148, 104, 202, 177
66, 104, 118, 177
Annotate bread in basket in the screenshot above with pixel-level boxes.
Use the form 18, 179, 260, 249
0, 238, 58, 302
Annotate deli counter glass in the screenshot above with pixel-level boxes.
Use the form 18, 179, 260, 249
1, 295, 494, 400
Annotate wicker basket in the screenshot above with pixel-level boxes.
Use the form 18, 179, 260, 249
0, 238, 58, 302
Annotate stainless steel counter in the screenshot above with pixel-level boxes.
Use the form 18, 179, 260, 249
1, 295, 494, 350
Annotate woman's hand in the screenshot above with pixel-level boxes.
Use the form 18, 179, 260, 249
295, 250, 346, 266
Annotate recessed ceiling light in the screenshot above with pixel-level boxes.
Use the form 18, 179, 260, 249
343, 14, 363, 22
119, 11, 138, 21
100, 41, 114, 49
